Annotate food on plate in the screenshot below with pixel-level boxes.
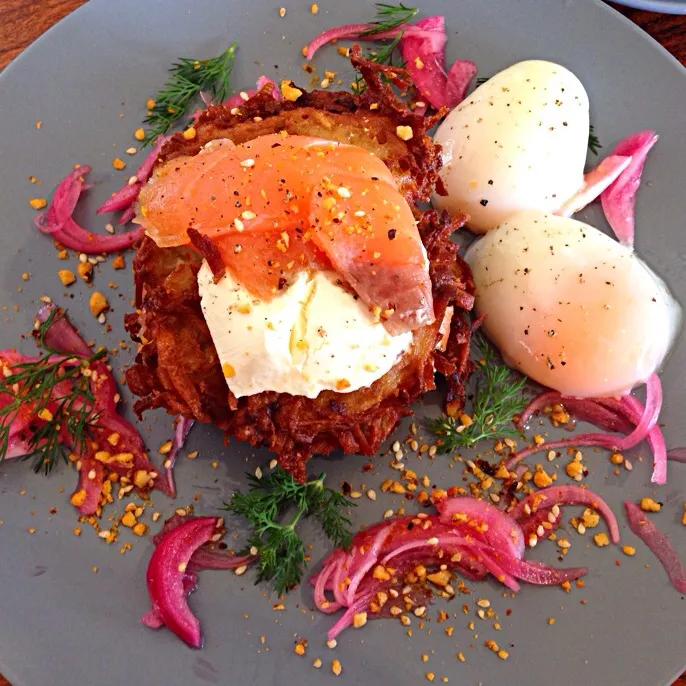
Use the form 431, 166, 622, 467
433, 60, 591, 232
310, 485, 616, 640
599, 130, 659, 248
7, 0, 686, 660
125, 53, 476, 480
509, 383, 670, 484
624, 500, 686, 593
306, 13, 477, 110
466, 210, 681, 398
136, 133, 433, 335
0, 304, 163, 515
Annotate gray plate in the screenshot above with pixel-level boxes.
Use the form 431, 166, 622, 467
0, 1, 685, 685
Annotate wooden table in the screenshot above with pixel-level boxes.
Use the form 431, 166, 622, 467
0, 1, 684, 685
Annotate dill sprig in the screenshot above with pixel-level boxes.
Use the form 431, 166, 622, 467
142, 42, 238, 146
588, 124, 602, 156
361, 3, 418, 36
224, 468, 354, 594
427, 333, 528, 453
0, 311, 106, 474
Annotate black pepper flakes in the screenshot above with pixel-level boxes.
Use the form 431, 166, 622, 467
388, 229, 397, 240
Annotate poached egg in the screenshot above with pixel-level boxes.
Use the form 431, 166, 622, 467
197, 263, 413, 399
433, 60, 589, 232
466, 211, 681, 397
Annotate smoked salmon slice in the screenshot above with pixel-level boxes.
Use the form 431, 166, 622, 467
136, 133, 433, 333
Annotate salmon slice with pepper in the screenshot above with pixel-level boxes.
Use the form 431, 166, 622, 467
136, 133, 433, 333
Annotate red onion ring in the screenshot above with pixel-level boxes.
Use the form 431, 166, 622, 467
344, 525, 392, 605
517, 506, 563, 547
36, 165, 143, 253
601, 130, 659, 248
507, 376, 665, 483
624, 501, 686, 593
510, 485, 619, 544
142, 516, 223, 648
556, 155, 631, 218
161, 416, 195, 499
96, 134, 170, 225
152, 513, 255, 571
433, 495, 525, 559
313, 558, 344, 614
71, 457, 105, 516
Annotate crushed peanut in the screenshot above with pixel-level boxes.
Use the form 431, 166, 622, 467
56, 268, 76, 286
593, 532, 610, 547
640, 497, 661, 513
89, 292, 109, 317
29, 197, 47, 210
112, 157, 126, 170
280, 81, 303, 102
396, 125, 413, 141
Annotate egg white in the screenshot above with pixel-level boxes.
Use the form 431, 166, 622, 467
197, 264, 412, 399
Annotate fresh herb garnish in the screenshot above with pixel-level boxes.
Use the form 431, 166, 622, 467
427, 333, 528, 452
588, 124, 602, 156
224, 468, 354, 594
360, 2, 419, 36
142, 42, 238, 146
0, 310, 106, 474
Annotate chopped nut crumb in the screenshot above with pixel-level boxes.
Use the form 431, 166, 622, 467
640, 497, 661, 513
77, 261, 93, 282
396, 125, 413, 141
132, 522, 148, 536
112, 157, 126, 170
312, 657, 322, 669
331, 659, 342, 676
622, 545, 636, 556
533, 466, 553, 489
353, 611, 368, 628
425, 673, 435, 682
183, 127, 197, 140
593, 532, 610, 547
29, 197, 47, 210
280, 80, 303, 102
112, 254, 126, 270
89, 292, 109, 317
310, 3, 319, 12
565, 458, 584, 481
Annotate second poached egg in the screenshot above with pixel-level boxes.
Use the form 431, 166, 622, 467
466, 211, 681, 398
